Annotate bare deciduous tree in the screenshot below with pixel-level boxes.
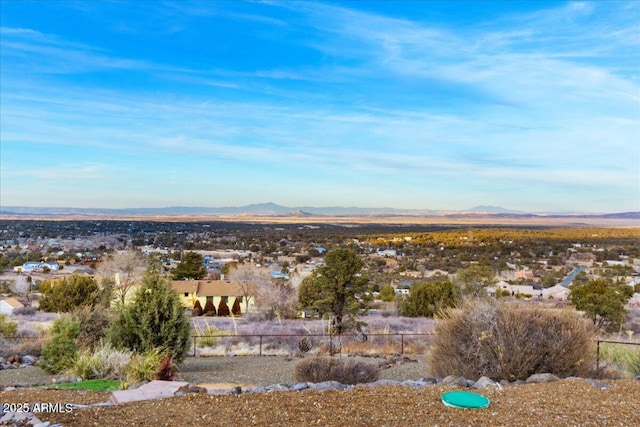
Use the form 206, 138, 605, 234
96, 250, 147, 304
256, 278, 298, 323
227, 263, 270, 313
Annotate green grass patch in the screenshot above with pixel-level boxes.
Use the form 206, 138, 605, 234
600, 342, 640, 376
41, 379, 121, 391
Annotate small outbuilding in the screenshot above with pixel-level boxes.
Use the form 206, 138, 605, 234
0, 297, 25, 316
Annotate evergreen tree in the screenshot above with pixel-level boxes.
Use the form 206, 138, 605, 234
379, 284, 396, 302
217, 299, 230, 316
192, 299, 203, 316
171, 251, 207, 280
203, 298, 216, 316
39, 275, 100, 312
401, 280, 460, 317
570, 279, 628, 331
297, 248, 371, 333
231, 298, 242, 316
108, 267, 191, 363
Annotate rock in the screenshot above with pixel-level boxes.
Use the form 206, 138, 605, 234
309, 381, 347, 391
401, 380, 426, 387
6, 354, 21, 364
586, 379, 611, 390
291, 382, 310, 391
265, 383, 290, 392
22, 355, 37, 365
474, 376, 499, 389
526, 373, 559, 384
174, 391, 186, 397
187, 385, 207, 394
370, 379, 401, 386
417, 376, 438, 385
442, 375, 469, 387
231, 386, 242, 395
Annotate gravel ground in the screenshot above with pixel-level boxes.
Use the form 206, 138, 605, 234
1, 357, 639, 426
2, 381, 639, 426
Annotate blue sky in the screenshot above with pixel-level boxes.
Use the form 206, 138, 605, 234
1, 1, 638, 213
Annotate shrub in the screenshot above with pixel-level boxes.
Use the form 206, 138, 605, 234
125, 347, 165, 384
40, 315, 81, 373
155, 354, 177, 381
39, 275, 100, 313
218, 299, 230, 316
429, 300, 595, 381
72, 305, 111, 351
11, 336, 47, 358
0, 314, 17, 338
401, 280, 460, 317
379, 285, 396, 302
294, 357, 379, 384
193, 324, 227, 347
108, 268, 191, 363
70, 342, 132, 380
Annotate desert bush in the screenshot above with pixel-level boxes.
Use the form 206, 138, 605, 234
13, 336, 47, 357
108, 268, 191, 363
429, 300, 595, 381
125, 347, 166, 384
40, 315, 81, 373
15, 323, 42, 338
0, 314, 17, 338
70, 342, 132, 380
193, 324, 228, 347
294, 357, 379, 384
72, 305, 111, 351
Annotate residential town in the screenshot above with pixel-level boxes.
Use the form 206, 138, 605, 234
1, 221, 639, 330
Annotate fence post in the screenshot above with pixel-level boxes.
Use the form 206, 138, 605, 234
193, 336, 197, 357
401, 334, 404, 355
259, 335, 263, 356
596, 340, 600, 378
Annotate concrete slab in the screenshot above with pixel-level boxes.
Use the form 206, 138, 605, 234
110, 380, 189, 405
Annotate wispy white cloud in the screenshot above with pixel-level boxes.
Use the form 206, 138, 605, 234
1, 1, 638, 211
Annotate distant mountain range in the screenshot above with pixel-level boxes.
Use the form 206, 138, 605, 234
1, 203, 638, 219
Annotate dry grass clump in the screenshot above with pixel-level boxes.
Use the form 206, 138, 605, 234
294, 357, 379, 384
429, 300, 595, 381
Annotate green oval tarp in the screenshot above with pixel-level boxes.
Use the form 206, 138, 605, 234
441, 391, 490, 409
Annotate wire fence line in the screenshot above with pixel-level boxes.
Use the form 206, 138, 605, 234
189, 332, 435, 357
